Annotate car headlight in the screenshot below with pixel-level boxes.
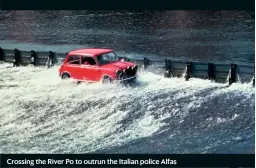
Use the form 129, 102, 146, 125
132, 65, 138, 71
116, 69, 122, 76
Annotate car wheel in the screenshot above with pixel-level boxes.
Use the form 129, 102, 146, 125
61, 73, 70, 79
102, 75, 112, 84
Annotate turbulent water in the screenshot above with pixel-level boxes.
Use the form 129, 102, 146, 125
0, 11, 255, 153
0, 62, 254, 153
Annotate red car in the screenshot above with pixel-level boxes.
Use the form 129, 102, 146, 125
58, 48, 138, 83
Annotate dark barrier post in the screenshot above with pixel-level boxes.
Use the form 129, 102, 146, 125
253, 67, 255, 87
185, 61, 192, 81
30, 50, 37, 66
164, 59, 171, 78
143, 57, 149, 69
0, 47, 3, 61
46, 51, 55, 68
208, 63, 215, 81
229, 63, 237, 85
253, 75, 255, 87
13, 48, 21, 67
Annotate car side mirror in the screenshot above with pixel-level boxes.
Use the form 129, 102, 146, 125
83, 61, 88, 65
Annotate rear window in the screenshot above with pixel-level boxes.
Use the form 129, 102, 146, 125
67, 55, 80, 64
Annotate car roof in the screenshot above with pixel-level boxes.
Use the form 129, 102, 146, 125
68, 48, 113, 56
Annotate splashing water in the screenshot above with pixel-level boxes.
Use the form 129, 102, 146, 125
0, 63, 254, 154
181, 67, 187, 78
226, 69, 231, 83
236, 73, 242, 83
226, 69, 243, 84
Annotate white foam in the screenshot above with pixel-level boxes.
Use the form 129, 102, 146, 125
0, 63, 254, 153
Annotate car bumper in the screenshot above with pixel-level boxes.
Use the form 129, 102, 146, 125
115, 76, 136, 83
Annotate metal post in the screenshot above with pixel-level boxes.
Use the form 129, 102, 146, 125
185, 61, 192, 81
50, 51, 55, 64
253, 67, 255, 87
30, 50, 37, 66
164, 59, 171, 78
0, 47, 3, 61
229, 63, 237, 85
143, 57, 149, 70
253, 75, 255, 87
13, 48, 21, 67
46, 51, 54, 68
208, 63, 215, 81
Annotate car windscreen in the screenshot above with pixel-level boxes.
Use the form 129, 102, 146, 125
97, 52, 119, 65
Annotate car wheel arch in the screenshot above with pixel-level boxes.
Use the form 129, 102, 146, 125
102, 74, 111, 79
61, 72, 71, 79
101, 74, 113, 83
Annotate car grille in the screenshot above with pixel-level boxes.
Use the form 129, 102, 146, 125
121, 66, 137, 79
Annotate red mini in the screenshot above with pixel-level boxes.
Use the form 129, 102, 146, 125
58, 48, 138, 83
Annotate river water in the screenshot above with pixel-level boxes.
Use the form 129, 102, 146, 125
0, 11, 254, 63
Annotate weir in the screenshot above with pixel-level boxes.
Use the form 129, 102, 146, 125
0, 47, 254, 86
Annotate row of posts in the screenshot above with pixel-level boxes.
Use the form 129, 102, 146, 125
0, 48, 254, 86
0, 47, 55, 68
142, 58, 227, 83
163, 59, 255, 86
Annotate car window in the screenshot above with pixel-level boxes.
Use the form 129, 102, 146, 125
81, 56, 96, 66
67, 55, 80, 64
97, 52, 118, 65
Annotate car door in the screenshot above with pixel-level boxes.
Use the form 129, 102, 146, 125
63, 55, 81, 79
80, 56, 102, 82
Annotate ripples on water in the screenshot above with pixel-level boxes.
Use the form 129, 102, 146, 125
0, 11, 254, 64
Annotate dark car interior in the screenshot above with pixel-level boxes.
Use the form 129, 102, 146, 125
81, 56, 96, 65
67, 55, 96, 65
